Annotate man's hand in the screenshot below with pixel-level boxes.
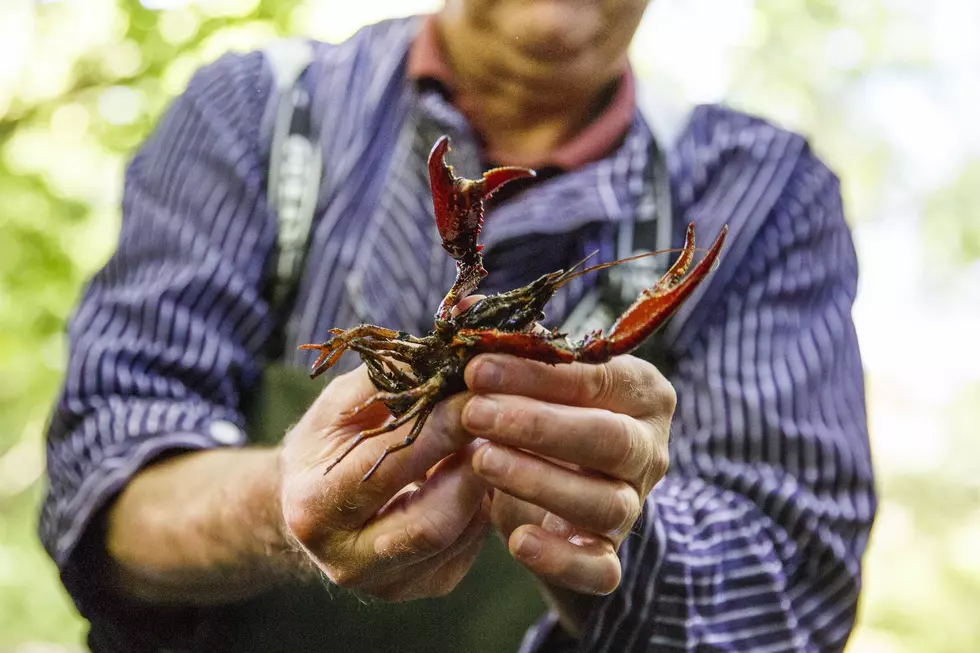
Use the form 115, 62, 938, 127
280, 365, 490, 602
460, 354, 674, 598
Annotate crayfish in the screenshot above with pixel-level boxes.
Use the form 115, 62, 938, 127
300, 136, 728, 480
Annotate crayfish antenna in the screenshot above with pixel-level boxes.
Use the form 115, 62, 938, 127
557, 249, 601, 281
552, 243, 709, 290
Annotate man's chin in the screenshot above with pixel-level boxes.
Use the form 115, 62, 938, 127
496, 1, 602, 60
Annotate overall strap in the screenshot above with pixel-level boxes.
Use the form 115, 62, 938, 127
632, 78, 691, 255
609, 79, 692, 307
261, 38, 322, 359
559, 80, 692, 373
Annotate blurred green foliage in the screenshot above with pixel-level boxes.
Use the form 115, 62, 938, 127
724, 0, 940, 232
857, 381, 980, 653
923, 161, 980, 276
0, 0, 978, 651
0, 1, 304, 648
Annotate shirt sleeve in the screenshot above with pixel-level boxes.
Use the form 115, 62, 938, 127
526, 150, 876, 652
39, 50, 277, 637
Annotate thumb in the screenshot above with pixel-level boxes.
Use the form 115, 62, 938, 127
451, 294, 486, 316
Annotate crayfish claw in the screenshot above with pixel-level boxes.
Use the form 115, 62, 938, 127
428, 139, 535, 262
579, 224, 728, 362
480, 165, 536, 199
297, 343, 335, 379
428, 136, 536, 320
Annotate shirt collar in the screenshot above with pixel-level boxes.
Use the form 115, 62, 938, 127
406, 14, 637, 170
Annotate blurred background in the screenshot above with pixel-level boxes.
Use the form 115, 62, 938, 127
0, 0, 977, 651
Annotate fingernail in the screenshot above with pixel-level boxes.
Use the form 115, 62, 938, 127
474, 444, 506, 476
569, 533, 601, 548
516, 532, 541, 561
472, 359, 503, 390
464, 396, 497, 433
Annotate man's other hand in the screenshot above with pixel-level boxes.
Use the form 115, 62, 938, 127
279, 365, 489, 602
461, 354, 674, 596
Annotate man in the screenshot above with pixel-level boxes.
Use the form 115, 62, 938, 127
41, 1, 876, 651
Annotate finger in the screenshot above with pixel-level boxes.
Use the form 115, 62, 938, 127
344, 391, 472, 486
489, 491, 548, 541
378, 517, 488, 602
356, 446, 489, 567
290, 365, 390, 449
452, 294, 486, 316
465, 353, 676, 418
329, 493, 489, 593
473, 444, 640, 537
462, 393, 665, 484
509, 524, 622, 595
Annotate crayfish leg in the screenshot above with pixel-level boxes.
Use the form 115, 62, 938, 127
362, 405, 434, 481
321, 399, 426, 478
342, 375, 442, 418
299, 324, 407, 379
322, 374, 446, 480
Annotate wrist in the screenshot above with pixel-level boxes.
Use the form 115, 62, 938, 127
106, 447, 314, 603
246, 446, 316, 579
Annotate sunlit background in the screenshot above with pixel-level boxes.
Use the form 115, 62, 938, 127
1, 0, 978, 651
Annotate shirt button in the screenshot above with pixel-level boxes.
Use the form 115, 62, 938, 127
209, 420, 244, 445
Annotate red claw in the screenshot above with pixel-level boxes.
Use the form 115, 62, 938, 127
427, 136, 459, 255
579, 225, 729, 361
450, 224, 728, 365
428, 135, 535, 320
428, 136, 534, 262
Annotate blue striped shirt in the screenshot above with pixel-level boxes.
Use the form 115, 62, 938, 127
41, 16, 875, 653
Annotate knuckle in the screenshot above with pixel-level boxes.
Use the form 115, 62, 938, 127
580, 362, 616, 406
649, 373, 677, 417
282, 494, 322, 548
620, 486, 643, 531
431, 584, 454, 598
601, 485, 640, 534
609, 415, 639, 471
499, 400, 539, 443
615, 355, 676, 418
403, 512, 455, 557
429, 573, 463, 598
617, 356, 649, 405
650, 442, 670, 482
495, 401, 522, 436
607, 415, 668, 490
597, 560, 623, 595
